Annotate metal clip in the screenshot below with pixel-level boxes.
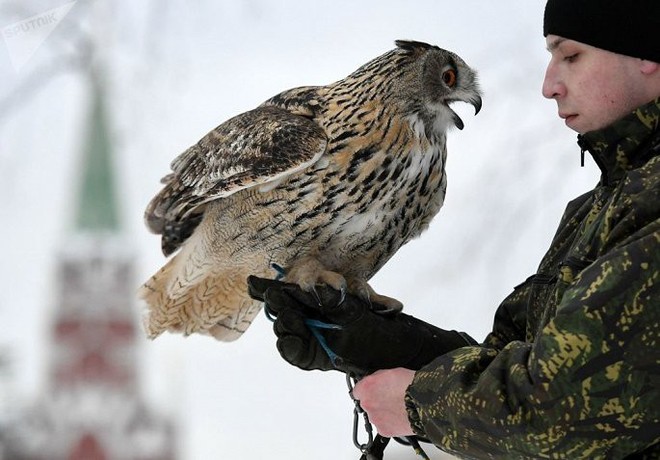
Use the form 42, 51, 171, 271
346, 373, 373, 453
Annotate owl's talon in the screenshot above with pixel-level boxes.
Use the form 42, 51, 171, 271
370, 297, 404, 316
337, 285, 347, 306
346, 278, 404, 315
372, 305, 402, 316
310, 286, 323, 307
285, 256, 349, 308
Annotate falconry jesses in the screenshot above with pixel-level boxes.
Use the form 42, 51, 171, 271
140, 40, 482, 341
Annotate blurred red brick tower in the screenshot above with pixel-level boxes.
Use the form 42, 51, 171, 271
3, 77, 177, 460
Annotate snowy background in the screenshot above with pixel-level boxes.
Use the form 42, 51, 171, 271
0, 1, 601, 459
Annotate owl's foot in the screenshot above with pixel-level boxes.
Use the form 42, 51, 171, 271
284, 256, 348, 304
370, 292, 404, 315
348, 279, 404, 315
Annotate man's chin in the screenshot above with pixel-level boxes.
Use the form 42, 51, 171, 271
564, 114, 593, 134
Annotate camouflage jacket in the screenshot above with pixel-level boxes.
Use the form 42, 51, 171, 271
406, 98, 660, 459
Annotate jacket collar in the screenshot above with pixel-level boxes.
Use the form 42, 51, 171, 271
577, 97, 660, 186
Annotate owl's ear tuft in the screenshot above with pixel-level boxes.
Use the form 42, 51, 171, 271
395, 40, 436, 54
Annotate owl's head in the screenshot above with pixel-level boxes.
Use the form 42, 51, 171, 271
389, 40, 483, 131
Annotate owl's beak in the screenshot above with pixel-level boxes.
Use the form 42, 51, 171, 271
471, 95, 483, 115
447, 94, 482, 130
450, 110, 465, 130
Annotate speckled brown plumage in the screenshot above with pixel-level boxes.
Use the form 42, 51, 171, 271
140, 40, 482, 341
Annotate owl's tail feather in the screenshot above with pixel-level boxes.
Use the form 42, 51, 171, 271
139, 256, 262, 342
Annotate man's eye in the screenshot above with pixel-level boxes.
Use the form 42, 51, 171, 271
564, 53, 579, 63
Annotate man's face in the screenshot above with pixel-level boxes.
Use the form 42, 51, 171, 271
542, 35, 648, 134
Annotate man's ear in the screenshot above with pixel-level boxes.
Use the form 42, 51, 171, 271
640, 60, 659, 75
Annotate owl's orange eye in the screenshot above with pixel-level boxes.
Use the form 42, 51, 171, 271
442, 69, 457, 87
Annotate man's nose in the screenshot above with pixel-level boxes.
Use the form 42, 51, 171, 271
542, 62, 564, 99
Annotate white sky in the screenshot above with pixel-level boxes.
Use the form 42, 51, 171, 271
0, 1, 601, 459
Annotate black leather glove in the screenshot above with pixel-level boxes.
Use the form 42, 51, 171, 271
247, 276, 476, 375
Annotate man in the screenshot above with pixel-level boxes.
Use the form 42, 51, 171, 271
249, 0, 660, 457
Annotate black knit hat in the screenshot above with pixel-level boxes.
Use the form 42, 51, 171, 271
543, 0, 660, 63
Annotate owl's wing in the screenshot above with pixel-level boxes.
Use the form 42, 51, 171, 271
145, 104, 327, 255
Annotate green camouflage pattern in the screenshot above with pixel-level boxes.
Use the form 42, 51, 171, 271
406, 98, 660, 459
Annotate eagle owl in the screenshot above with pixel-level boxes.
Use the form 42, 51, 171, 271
141, 40, 482, 341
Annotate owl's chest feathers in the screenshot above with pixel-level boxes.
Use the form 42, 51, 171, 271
287, 117, 447, 255
331, 140, 445, 235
